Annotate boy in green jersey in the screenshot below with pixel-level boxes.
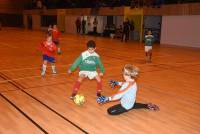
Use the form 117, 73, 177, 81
68, 40, 105, 99
144, 30, 154, 62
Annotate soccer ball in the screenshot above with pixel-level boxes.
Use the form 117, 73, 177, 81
73, 94, 85, 106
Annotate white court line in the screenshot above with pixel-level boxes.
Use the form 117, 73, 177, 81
0, 72, 71, 84
0, 64, 71, 72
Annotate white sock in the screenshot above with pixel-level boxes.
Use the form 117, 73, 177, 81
42, 64, 47, 72
41, 64, 47, 75
51, 65, 56, 73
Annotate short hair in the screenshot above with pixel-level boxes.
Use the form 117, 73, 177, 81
87, 40, 96, 48
123, 64, 139, 78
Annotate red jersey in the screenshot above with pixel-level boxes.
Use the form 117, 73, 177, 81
52, 29, 61, 41
40, 41, 57, 57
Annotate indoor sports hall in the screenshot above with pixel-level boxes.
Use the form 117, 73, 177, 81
0, 1, 199, 134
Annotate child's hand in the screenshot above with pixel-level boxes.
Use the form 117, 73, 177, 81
99, 73, 103, 77
97, 96, 110, 104
109, 80, 119, 88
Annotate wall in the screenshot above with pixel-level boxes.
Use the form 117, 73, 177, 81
161, 15, 200, 48
65, 16, 78, 34
113, 16, 124, 28
144, 16, 162, 42
0, 0, 30, 13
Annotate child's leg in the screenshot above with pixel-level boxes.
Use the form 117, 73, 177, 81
54, 40, 61, 55
107, 104, 128, 115
149, 49, 152, 62
145, 46, 148, 61
132, 102, 159, 111
145, 51, 148, 62
145, 52, 148, 57
95, 75, 102, 97
51, 63, 56, 74
57, 45, 61, 55
71, 75, 85, 98
132, 102, 148, 109
41, 60, 47, 76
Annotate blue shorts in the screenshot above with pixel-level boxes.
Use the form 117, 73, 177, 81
53, 39, 59, 45
43, 55, 55, 63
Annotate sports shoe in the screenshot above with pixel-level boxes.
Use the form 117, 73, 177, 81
147, 103, 159, 111
57, 51, 61, 55
69, 96, 74, 100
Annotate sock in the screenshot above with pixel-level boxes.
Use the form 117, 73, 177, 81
96, 80, 102, 96
41, 64, 47, 75
72, 81, 81, 96
51, 65, 56, 73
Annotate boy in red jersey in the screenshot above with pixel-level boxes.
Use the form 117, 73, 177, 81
52, 25, 61, 55
40, 33, 57, 76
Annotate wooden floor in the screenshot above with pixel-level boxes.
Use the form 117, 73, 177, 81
0, 28, 199, 134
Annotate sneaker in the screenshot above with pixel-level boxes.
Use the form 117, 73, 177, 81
69, 96, 75, 100
147, 103, 159, 111
57, 51, 61, 55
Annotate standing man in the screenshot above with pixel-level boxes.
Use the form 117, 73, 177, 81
93, 17, 98, 35
75, 17, 81, 34
121, 19, 130, 42
81, 17, 86, 34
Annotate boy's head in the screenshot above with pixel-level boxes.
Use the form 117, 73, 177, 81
87, 40, 96, 54
123, 64, 139, 79
147, 30, 152, 35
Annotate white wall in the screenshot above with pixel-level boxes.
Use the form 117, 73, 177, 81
85, 16, 104, 33
161, 15, 200, 48
114, 16, 124, 28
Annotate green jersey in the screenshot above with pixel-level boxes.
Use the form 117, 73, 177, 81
144, 35, 154, 46
69, 50, 105, 73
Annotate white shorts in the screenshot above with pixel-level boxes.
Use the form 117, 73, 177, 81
145, 46, 152, 52
79, 71, 98, 80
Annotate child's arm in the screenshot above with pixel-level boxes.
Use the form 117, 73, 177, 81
97, 89, 125, 103
97, 57, 105, 74
109, 90, 125, 101
69, 55, 82, 72
97, 83, 132, 104
109, 83, 133, 101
